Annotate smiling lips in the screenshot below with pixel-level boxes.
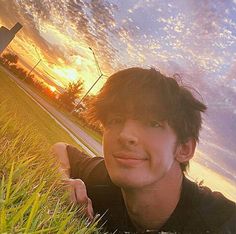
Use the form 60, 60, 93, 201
113, 151, 147, 166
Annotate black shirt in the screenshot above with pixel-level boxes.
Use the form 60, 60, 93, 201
67, 145, 236, 233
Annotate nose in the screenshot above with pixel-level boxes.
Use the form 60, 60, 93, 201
118, 119, 139, 146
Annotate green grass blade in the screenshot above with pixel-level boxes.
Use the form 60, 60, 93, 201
24, 193, 40, 232
0, 176, 5, 209
0, 206, 7, 233
5, 162, 14, 203
57, 213, 75, 234
10, 191, 37, 226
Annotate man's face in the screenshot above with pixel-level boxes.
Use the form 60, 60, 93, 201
102, 113, 180, 189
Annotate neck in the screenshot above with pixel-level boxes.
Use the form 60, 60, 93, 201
121, 162, 183, 231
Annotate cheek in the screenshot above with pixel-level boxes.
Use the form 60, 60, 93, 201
103, 128, 111, 143
145, 137, 176, 166
102, 134, 109, 156
102, 129, 117, 155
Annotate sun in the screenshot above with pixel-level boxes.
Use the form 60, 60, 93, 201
52, 66, 79, 82
49, 85, 57, 92
75, 56, 82, 65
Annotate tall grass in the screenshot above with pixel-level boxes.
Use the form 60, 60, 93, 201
0, 102, 101, 233
0, 68, 81, 146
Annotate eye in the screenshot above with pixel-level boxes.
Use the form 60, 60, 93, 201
148, 120, 162, 128
106, 116, 123, 126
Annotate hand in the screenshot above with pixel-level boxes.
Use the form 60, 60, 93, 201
64, 178, 94, 220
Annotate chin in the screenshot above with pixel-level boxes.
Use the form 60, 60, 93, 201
109, 171, 148, 189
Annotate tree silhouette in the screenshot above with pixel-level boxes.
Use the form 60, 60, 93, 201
2, 52, 18, 65
58, 80, 84, 111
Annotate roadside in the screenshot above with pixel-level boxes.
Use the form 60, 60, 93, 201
0, 65, 102, 157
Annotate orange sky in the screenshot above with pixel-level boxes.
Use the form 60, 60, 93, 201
0, 18, 111, 94
189, 160, 236, 202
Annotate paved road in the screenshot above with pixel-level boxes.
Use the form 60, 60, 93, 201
1, 65, 103, 157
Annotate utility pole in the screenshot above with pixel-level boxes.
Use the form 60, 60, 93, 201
74, 47, 105, 111
78, 73, 103, 104
28, 59, 42, 77
89, 47, 102, 76
23, 58, 42, 81
24, 45, 46, 80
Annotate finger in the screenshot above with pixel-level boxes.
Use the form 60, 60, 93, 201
63, 179, 87, 204
73, 179, 89, 204
73, 180, 94, 220
68, 181, 77, 203
86, 198, 94, 220
64, 179, 94, 220
62, 179, 79, 203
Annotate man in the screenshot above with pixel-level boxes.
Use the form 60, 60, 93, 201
52, 67, 236, 233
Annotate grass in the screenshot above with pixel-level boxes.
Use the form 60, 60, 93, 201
0, 68, 102, 232
10, 68, 102, 144
58, 110, 102, 144
0, 68, 81, 146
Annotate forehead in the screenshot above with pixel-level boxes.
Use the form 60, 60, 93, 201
96, 71, 174, 123
104, 99, 168, 122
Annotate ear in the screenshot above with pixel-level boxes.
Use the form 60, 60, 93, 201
175, 138, 196, 163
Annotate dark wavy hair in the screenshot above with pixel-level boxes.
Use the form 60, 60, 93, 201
86, 67, 207, 171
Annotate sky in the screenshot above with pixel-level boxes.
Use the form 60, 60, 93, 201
0, 0, 235, 195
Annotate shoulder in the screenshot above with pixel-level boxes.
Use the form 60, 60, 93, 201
184, 178, 236, 233
66, 145, 105, 182
197, 185, 235, 232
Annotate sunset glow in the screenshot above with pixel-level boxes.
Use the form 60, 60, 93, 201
189, 161, 236, 202
52, 67, 79, 83
49, 85, 57, 92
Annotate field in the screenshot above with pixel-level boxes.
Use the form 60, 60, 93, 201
21, 79, 102, 144
0, 68, 101, 233
0, 68, 83, 146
